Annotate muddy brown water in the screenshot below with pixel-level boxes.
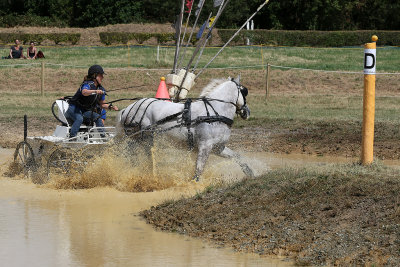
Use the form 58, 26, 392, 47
0, 147, 291, 267
2, 147, 399, 267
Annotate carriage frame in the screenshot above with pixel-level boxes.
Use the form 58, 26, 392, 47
13, 100, 116, 184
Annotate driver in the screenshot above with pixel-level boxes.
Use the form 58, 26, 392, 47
65, 65, 118, 138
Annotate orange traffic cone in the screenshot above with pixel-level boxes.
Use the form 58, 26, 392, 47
155, 77, 170, 100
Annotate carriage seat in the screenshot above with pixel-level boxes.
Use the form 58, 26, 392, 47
54, 99, 94, 127
53, 100, 108, 140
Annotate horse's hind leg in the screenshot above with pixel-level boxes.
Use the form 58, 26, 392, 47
193, 143, 213, 182
216, 146, 255, 178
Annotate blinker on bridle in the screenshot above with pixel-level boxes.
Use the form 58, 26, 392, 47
231, 78, 248, 106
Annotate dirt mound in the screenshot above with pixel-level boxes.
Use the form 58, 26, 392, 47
141, 164, 400, 265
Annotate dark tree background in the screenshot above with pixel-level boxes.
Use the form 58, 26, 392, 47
0, 0, 399, 30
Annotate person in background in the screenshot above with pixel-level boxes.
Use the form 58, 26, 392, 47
27, 41, 37, 59
65, 65, 118, 139
9, 39, 24, 59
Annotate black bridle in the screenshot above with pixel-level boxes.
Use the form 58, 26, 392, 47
230, 79, 249, 118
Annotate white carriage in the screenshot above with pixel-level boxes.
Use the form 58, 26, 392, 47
13, 99, 116, 184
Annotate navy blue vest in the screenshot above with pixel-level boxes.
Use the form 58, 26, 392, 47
69, 81, 104, 112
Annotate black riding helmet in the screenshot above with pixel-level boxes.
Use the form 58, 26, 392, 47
88, 65, 106, 76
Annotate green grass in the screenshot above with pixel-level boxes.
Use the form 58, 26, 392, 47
1, 46, 399, 72
235, 95, 400, 126
2, 92, 400, 129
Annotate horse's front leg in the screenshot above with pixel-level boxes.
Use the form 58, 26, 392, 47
193, 142, 213, 182
216, 146, 255, 178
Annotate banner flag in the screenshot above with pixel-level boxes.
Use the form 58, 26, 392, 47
185, 0, 194, 13
195, 0, 205, 16
196, 20, 207, 39
208, 16, 216, 27
214, 0, 223, 7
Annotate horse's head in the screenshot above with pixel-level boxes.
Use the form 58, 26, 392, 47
231, 76, 250, 120
200, 76, 251, 119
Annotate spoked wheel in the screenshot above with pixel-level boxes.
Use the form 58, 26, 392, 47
13, 141, 36, 176
46, 148, 75, 183
74, 144, 107, 171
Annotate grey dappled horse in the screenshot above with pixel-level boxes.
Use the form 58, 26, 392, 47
116, 76, 254, 181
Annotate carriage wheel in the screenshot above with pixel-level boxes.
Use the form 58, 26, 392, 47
13, 141, 36, 176
46, 148, 74, 183
72, 144, 104, 169
78, 145, 103, 160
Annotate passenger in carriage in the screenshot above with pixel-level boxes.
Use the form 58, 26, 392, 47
65, 65, 118, 138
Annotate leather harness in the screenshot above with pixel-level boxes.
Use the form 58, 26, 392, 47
122, 81, 247, 150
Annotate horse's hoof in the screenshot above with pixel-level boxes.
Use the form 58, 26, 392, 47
192, 175, 200, 182
242, 165, 255, 178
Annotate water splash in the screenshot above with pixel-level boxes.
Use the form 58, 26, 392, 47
3, 135, 254, 192
47, 136, 217, 192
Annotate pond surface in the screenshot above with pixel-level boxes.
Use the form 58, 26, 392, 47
0, 148, 291, 267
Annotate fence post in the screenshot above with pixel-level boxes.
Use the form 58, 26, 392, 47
361, 35, 378, 165
41, 62, 45, 96
156, 45, 160, 63
265, 63, 270, 100
128, 44, 131, 67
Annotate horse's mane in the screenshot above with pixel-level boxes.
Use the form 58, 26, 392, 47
199, 78, 228, 97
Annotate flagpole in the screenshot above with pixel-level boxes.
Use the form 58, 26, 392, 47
192, 0, 229, 71
180, 12, 212, 74
177, 0, 206, 70
179, 0, 194, 48
177, 0, 230, 98
172, 0, 186, 74
196, 0, 270, 78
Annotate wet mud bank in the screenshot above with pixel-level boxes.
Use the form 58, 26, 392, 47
230, 119, 400, 160
142, 164, 400, 266
3, 118, 400, 161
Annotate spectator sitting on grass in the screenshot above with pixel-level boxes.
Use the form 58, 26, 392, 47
27, 41, 37, 59
9, 39, 24, 59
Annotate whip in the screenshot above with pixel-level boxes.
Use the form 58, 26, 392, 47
105, 84, 147, 93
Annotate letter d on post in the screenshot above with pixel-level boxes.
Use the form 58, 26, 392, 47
361, 35, 377, 165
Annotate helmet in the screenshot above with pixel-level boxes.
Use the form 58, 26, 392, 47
88, 65, 105, 76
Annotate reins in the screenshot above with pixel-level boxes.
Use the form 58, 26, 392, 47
55, 80, 247, 150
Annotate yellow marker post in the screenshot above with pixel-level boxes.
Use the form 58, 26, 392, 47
361, 35, 378, 165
